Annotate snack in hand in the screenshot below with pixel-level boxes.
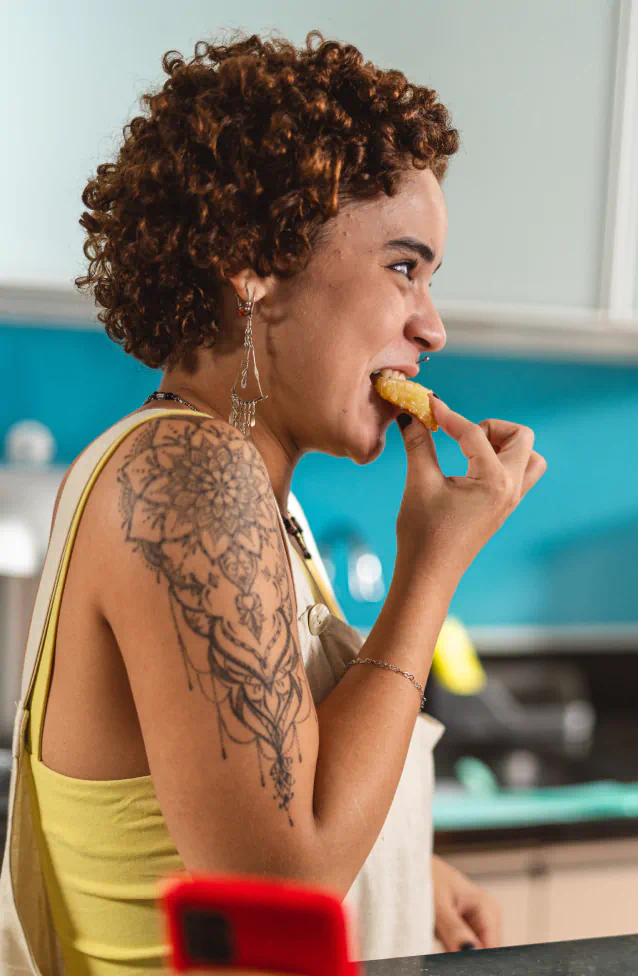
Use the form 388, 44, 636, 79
372, 369, 439, 431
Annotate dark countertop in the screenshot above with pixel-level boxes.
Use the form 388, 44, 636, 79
365, 934, 638, 975
434, 815, 638, 852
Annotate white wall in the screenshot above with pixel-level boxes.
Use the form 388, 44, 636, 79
3, 0, 620, 310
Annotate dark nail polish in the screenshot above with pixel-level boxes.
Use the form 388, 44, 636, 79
431, 392, 441, 399
397, 413, 412, 430
460, 942, 477, 951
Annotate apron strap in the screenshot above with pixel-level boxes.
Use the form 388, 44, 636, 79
294, 550, 345, 621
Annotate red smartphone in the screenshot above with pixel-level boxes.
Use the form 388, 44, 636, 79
160, 873, 362, 976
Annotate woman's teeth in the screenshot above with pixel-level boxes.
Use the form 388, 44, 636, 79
371, 368, 408, 381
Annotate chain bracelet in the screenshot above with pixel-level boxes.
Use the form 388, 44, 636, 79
344, 658, 426, 708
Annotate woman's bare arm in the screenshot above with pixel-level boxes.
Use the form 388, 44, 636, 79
98, 414, 454, 894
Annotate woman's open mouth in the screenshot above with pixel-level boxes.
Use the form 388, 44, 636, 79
370, 368, 410, 383
369, 369, 410, 414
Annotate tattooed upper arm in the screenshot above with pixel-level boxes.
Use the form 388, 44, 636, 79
99, 415, 319, 875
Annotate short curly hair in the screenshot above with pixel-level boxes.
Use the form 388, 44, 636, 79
75, 30, 459, 370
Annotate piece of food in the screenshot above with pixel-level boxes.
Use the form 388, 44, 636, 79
372, 369, 439, 431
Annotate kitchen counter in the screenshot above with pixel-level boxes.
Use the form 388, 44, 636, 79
430, 695, 638, 844
365, 934, 638, 974
433, 778, 638, 829
435, 814, 638, 852
431, 773, 638, 852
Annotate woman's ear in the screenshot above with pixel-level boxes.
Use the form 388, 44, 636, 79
227, 269, 271, 304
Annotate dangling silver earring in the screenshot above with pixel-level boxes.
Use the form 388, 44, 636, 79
229, 286, 268, 436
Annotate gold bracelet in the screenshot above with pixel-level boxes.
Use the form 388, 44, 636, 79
344, 657, 426, 709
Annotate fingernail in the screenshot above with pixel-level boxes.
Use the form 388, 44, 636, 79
431, 392, 441, 399
397, 413, 412, 430
460, 942, 477, 951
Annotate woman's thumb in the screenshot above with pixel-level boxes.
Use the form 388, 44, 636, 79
396, 412, 441, 481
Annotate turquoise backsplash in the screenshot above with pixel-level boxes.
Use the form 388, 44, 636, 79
4, 323, 638, 630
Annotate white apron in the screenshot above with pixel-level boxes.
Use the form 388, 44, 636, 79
0, 409, 444, 972
286, 494, 445, 962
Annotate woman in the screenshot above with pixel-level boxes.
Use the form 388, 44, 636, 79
1, 31, 546, 974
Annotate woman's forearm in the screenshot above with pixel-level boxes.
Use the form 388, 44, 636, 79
309, 551, 458, 895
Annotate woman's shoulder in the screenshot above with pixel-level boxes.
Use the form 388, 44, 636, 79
94, 408, 270, 511
62, 406, 286, 627
50, 408, 266, 544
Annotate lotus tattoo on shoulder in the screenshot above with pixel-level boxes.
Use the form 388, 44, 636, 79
117, 416, 314, 825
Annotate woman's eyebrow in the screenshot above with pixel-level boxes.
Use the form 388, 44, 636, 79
383, 237, 442, 272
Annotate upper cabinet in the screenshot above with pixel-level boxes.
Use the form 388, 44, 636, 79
407, 0, 638, 360
3, 0, 638, 360
413, 0, 618, 310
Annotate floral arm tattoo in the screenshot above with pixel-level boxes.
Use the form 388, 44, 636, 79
116, 416, 314, 826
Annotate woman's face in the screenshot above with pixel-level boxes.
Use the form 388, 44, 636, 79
265, 166, 448, 464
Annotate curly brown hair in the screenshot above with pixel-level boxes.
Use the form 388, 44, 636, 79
75, 30, 459, 371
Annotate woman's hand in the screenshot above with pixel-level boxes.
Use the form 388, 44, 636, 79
396, 398, 547, 581
432, 855, 502, 952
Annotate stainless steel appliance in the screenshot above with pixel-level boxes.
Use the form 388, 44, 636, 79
0, 421, 66, 742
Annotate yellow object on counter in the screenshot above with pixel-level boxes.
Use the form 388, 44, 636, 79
432, 616, 486, 696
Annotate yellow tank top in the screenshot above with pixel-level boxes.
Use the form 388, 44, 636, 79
24, 409, 343, 974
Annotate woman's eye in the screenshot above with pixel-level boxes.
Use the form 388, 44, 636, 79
390, 260, 417, 279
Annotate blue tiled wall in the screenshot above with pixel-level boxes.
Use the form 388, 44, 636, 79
4, 323, 638, 630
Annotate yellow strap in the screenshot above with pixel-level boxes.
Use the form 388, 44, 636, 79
293, 549, 345, 621
28, 409, 212, 759
28, 407, 345, 760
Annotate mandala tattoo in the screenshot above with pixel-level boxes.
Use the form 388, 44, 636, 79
117, 416, 314, 826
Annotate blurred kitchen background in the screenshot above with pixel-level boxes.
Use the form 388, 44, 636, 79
3, 0, 638, 952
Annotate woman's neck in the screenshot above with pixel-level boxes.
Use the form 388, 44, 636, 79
155, 371, 300, 516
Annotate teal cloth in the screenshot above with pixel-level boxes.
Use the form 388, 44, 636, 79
433, 781, 638, 831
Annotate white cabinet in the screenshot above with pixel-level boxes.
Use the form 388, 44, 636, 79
4, 1, 638, 359
543, 840, 638, 942
421, 1, 619, 311
476, 870, 534, 947
434, 846, 544, 949
438, 836, 638, 949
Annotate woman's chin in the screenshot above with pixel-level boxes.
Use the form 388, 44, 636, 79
326, 393, 398, 463
347, 418, 392, 465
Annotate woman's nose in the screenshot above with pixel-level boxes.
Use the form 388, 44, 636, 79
407, 297, 447, 353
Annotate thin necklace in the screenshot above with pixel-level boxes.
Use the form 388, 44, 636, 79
143, 390, 203, 412
143, 390, 312, 559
